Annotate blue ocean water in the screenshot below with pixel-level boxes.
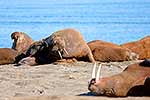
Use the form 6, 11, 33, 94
0, 0, 150, 48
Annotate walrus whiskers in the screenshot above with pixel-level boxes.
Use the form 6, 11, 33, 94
96, 64, 102, 82
92, 63, 97, 78
58, 51, 63, 59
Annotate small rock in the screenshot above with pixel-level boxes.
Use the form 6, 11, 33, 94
69, 75, 75, 79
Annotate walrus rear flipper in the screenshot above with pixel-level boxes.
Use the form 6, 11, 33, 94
139, 59, 150, 67
127, 77, 150, 96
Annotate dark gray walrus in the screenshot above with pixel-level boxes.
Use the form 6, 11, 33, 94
19, 28, 95, 65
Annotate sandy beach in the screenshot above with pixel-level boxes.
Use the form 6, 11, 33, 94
0, 60, 149, 100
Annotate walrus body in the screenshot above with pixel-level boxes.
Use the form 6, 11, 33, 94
121, 36, 150, 60
23, 28, 95, 65
87, 40, 138, 62
11, 32, 34, 54
0, 48, 18, 65
48, 28, 95, 61
88, 59, 150, 96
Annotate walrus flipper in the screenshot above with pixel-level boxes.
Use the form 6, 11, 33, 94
139, 59, 150, 67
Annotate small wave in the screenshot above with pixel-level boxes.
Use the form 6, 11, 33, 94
1, 21, 150, 25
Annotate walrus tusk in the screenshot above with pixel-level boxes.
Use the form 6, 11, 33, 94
92, 63, 97, 78
96, 64, 102, 82
63, 48, 69, 55
58, 51, 63, 59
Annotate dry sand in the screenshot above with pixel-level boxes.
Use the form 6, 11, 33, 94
0, 60, 149, 100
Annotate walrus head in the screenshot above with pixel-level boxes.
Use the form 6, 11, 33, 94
88, 63, 116, 96
26, 36, 69, 59
51, 36, 66, 59
11, 32, 33, 54
25, 40, 48, 57
89, 60, 150, 96
44, 36, 69, 59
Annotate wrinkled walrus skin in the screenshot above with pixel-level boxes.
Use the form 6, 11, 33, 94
88, 59, 150, 97
121, 36, 150, 60
0, 48, 18, 65
11, 32, 34, 54
87, 40, 139, 62
24, 28, 95, 64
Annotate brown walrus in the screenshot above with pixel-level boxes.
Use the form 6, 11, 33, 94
11, 32, 34, 54
88, 59, 150, 97
20, 28, 95, 65
87, 40, 138, 62
121, 36, 150, 60
0, 48, 19, 65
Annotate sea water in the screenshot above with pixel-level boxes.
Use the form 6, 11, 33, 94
0, 0, 150, 48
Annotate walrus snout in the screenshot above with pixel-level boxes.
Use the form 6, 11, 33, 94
88, 80, 99, 94
89, 77, 117, 96
88, 78, 96, 91
51, 36, 65, 51
50, 36, 68, 59
88, 78, 110, 96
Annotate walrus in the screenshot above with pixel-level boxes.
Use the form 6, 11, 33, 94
121, 36, 150, 60
21, 28, 95, 65
88, 60, 150, 97
87, 40, 139, 62
11, 32, 34, 54
0, 48, 19, 65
